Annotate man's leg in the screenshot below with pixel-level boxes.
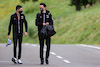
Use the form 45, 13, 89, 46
45, 37, 51, 64
12, 36, 17, 64
13, 37, 17, 58
17, 34, 23, 64
39, 38, 44, 64
18, 34, 23, 59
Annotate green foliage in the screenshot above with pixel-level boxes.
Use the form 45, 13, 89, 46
20, 0, 30, 3
32, 0, 38, 2
88, 0, 96, 3
20, 0, 38, 3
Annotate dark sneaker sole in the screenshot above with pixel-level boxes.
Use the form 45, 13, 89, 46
41, 63, 44, 65
46, 60, 49, 64
18, 62, 22, 64
46, 62, 49, 64
12, 58, 17, 64
40, 60, 44, 65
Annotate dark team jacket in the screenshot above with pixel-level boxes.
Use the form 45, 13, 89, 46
35, 10, 53, 33
8, 13, 28, 36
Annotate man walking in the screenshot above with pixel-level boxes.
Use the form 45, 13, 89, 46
8, 5, 28, 64
35, 3, 53, 65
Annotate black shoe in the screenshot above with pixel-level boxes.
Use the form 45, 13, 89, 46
45, 59, 49, 64
12, 58, 17, 64
41, 60, 44, 65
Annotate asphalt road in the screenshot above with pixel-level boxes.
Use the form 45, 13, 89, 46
0, 43, 100, 67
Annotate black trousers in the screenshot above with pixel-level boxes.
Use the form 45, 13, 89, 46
13, 33, 23, 59
39, 36, 51, 60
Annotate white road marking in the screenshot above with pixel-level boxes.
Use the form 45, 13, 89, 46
56, 56, 63, 59
79, 44, 100, 50
50, 52, 56, 55
50, 52, 71, 64
32, 44, 37, 47
63, 60, 71, 63
24, 43, 29, 45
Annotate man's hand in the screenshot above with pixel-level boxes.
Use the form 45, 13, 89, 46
8, 35, 10, 39
46, 22, 49, 25
24, 32, 28, 36
43, 23, 46, 26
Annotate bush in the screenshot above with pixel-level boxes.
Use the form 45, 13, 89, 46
20, 0, 30, 3
32, 0, 38, 2
20, 0, 38, 3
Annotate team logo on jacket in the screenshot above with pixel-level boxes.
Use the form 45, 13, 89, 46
46, 15, 49, 18
14, 18, 16, 20
21, 16, 24, 19
40, 16, 42, 18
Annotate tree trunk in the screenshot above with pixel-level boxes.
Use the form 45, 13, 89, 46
76, 4, 81, 11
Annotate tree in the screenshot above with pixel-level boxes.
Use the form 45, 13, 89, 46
70, 0, 82, 11
70, 0, 97, 11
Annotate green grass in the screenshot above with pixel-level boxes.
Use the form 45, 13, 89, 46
0, 0, 100, 45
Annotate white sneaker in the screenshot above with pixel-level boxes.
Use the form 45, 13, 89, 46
12, 57, 17, 64
17, 59, 22, 64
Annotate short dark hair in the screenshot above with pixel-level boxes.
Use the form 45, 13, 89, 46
40, 3, 46, 7
16, 5, 22, 10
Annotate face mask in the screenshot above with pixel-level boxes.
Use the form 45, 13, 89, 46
19, 11, 23, 14
40, 8, 44, 12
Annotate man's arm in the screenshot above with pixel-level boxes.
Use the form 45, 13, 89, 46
49, 13, 53, 25
8, 15, 13, 38
35, 13, 43, 26
24, 15, 28, 36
